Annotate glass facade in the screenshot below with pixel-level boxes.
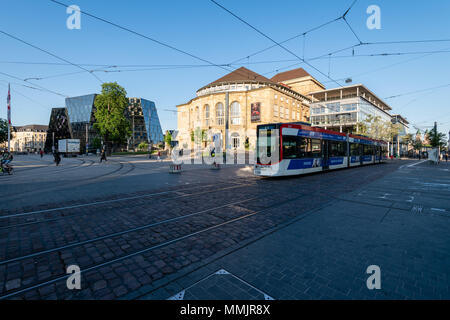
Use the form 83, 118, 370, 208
46, 95, 164, 153
66, 94, 98, 153
44, 108, 72, 152
126, 98, 164, 150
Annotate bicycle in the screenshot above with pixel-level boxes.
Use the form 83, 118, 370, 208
0, 163, 13, 175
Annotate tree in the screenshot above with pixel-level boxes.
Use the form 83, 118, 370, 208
428, 126, 448, 150
164, 131, 172, 150
94, 82, 131, 153
138, 141, 149, 151
0, 118, 8, 145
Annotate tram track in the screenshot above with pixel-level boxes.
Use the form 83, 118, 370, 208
0, 181, 255, 230
0, 160, 404, 299
0, 185, 310, 300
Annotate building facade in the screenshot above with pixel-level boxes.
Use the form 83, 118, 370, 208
65, 94, 98, 153
391, 114, 410, 157
44, 108, 71, 152
309, 84, 393, 133
8, 124, 48, 152
127, 98, 164, 150
176, 67, 315, 151
45, 95, 164, 153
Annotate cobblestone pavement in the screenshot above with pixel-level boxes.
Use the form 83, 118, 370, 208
141, 160, 450, 300
1, 155, 444, 300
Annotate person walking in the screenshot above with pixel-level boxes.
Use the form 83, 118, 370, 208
100, 148, 107, 163
445, 152, 448, 162
39, 148, 44, 158
53, 151, 61, 166
157, 150, 161, 162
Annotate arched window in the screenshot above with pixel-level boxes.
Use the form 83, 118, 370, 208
230, 101, 240, 125
195, 106, 200, 121
216, 103, 224, 125
204, 105, 210, 126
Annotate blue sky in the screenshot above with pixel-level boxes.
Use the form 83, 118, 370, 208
1, 0, 450, 137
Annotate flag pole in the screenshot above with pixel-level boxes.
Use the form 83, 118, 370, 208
7, 83, 11, 152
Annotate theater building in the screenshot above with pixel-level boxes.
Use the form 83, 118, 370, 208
176, 67, 319, 151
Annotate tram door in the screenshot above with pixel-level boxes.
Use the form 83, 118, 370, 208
322, 140, 329, 170
360, 144, 364, 165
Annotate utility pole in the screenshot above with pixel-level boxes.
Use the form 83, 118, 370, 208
86, 123, 89, 155
225, 92, 229, 154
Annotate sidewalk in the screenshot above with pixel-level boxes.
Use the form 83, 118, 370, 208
139, 161, 450, 300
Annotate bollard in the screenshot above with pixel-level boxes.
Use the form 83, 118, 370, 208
169, 163, 182, 173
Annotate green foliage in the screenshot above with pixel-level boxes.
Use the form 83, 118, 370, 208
91, 137, 102, 150
164, 131, 172, 148
94, 82, 131, 145
355, 115, 401, 142
191, 127, 207, 144
427, 127, 447, 150
0, 118, 8, 144
138, 141, 149, 151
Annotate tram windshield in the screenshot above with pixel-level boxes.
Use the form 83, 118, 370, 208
257, 126, 279, 164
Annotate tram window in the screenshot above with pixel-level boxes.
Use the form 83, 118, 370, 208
282, 136, 298, 159
350, 143, 360, 156
257, 129, 273, 162
329, 141, 346, 157
363, 145, 374, 155
298, 137, 310, 158
311, 139, 321, 158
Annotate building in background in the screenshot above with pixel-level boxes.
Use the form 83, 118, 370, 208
44, 108, 71, 152
45, 95, 163, 153
177, 67, 313, 151
8, 124, 48, 152
309, 84, 393, 133
127, 98, 164, 150
391, 114, 410, 157
270, 67, 325, 96
65, 94, 98, 153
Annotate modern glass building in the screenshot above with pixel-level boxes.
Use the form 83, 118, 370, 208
66, 94, 98, 153
127, 98, 164, 150
44, 108, 72, 152
45, 95, 164, 153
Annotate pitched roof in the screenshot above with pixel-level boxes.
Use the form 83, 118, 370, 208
201, 67, 274, 89
14, 124, 48, 132
271, 68, 311, 83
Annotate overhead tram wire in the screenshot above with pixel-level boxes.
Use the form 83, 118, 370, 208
227, 0, 359, 66
48, 0, 334, 85
48, 0, 239, 77
0, 70, 68, 98
209, 0, 344, 88
0, 29, 103, 84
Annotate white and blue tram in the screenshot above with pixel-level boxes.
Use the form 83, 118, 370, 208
254, 122, 388, 177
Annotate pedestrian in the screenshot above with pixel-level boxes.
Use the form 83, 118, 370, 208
53, 151, 61, 166
445, 152, 448, 162
39, 148, 44, 158
100, 148, 107, 163
157, 151, 161, 162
